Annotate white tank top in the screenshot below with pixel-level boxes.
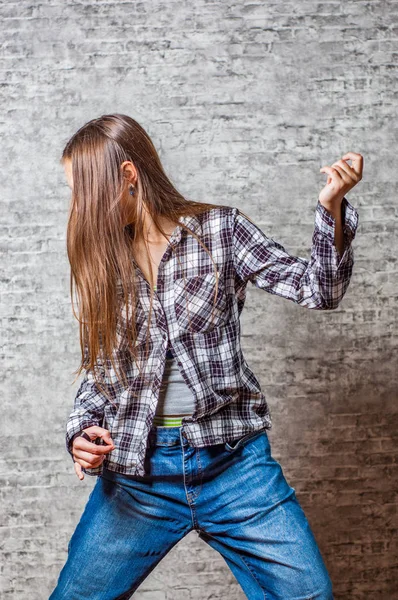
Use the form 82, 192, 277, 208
153, 285, 195, 419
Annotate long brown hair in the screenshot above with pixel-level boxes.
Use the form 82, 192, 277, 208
61, 113, 230, 405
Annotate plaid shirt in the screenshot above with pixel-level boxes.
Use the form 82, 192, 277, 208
66, 198, 359, 477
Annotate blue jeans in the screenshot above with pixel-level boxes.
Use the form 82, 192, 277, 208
49, 426, 334, 599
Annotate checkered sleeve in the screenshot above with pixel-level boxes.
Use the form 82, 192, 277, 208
232, 197, 359, 309
65, 366, 108, 462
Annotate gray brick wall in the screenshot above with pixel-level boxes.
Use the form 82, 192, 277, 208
1, 1, 396, 598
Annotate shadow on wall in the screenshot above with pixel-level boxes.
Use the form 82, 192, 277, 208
278, 352, 397, 599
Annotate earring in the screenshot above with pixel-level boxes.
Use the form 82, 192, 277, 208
129, 184, 135, 196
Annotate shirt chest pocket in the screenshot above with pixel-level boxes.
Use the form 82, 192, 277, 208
173, 271, 229, 333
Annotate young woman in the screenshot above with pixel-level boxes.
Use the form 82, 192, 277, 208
49, 113, 362, 599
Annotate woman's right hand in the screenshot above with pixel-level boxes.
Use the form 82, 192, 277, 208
72, 426, 116, 480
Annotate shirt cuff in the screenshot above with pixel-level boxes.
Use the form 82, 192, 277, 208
315, 196, 359, 244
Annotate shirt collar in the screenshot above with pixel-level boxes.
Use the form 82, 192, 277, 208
176, 213, 202, 238
129, 212, 203, 273
167, 212, 202, 248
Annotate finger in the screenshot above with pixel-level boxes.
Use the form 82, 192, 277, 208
340, 152, 363, 177
330, 163, 352, 183
83, 426, 115, 446
74, 454, 105, 470
332, 160, 357, 181
78, 427, 116, 449
320, 166, 343, 181
73, 437, 115, 456
97, 428, 115, 446
74, 461, 84, 481
73, 446, 109, 464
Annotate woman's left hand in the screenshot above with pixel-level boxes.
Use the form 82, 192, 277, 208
318, 151, 363, 213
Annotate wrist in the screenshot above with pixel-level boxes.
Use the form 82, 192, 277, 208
318, 199, 344, 222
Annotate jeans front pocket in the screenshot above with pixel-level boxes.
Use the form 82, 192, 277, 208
224, 429, 266, 452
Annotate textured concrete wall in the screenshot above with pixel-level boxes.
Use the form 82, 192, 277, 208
1, 1, 397, 599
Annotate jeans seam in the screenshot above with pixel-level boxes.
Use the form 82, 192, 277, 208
181, 438, 197, 529
113, 526, 193, 600
198, 528, 267, 600
238, 552, 267, 600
